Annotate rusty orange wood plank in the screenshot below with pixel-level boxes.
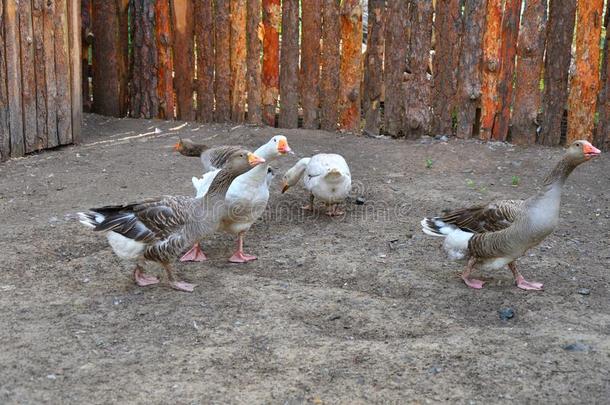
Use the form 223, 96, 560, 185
195, 0, 214, 122
130, 0, 158, 118
215, 0, 231, 122
231, 0, 247, 122
362, 0, 385, 135
510, 0, 547, 145
156, 0, 175, 120
278, 0, 299, 128
566, 0, 603, 143
479, 0, 502, 140
262, 0, 280, 126
300, 0, 321, 129
18, 0, 38, 152
338, 0, 363, 132
539, 0, 576, 146
491, 0, 521, 141
171, 0, 195, 120
81, 0, 92, 112
4, 0, 24, 157
68, 0, 82, 143
246, 0, 263, 124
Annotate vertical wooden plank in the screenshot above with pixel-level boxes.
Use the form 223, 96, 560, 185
510, 0, 547, 145
539, 0, 576, 146
43, 0, 58, 147
479, 0, 502, 140
320, 0, 340, 132
300, 0, 321, 129
403, 0, 433, 138
81, 0, 92, 111
68, 0, 82, 143
215, 0, 231, 122
18, 0, 38, 152
566, 0, 604, 143
130, 0, 158, 118
32, 0, 48, 149
432, 0, 461, 136
261, 0, 280, 126
338, 0, 363, 132
4, 0, 24, 157
171, 0, 195, 121
230, 0, 247, 122
594, 9, 610, 151
195, 0, 214, 122
246, 0, 263, 124
156, 0, 175, 120
92, 1, 128, 117
383, 0, 408, 136
278, 0, 299, 128
491, 0, 521, 141
455, 0, 485, 139
55, 0, 73, 145
363, 0, 385, 136
0, 0, 10, 160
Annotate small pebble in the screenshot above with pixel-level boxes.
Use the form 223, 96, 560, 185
429, 366, 442, 375
577, 288, 590, 295
355, 196, 366, 205
563, 342, 592, 352
498, 307, 515, 321
47, 374, 57, 380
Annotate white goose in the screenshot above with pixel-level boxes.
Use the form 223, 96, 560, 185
183, 135, 292, 263
281, 153, 351, 216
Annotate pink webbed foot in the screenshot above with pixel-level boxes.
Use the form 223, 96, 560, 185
301, 204, 314, 211
170, 281, 196, 292
516, 276, 544, 291
179, 244, 208, 262
134, 267, 159, 287
229, 251, 258, 263
326, 206, 344, 216
462, 277, 485, 289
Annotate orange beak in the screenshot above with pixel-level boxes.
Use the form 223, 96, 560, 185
281, 182, 290, 193
583, 142, 601, 159
173, 141, 182, 152
277, 138, 293, 154
247, 152, 266, 166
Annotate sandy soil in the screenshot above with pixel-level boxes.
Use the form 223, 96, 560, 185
0, 114, 608, 404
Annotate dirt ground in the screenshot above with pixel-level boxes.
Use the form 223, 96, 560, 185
0, 114, 608, 404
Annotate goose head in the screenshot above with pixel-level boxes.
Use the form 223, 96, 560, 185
566, 140, 601, 164
255, 135, 293, 161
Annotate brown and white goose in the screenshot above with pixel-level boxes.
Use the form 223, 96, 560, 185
174, 138, 244, 173
421, 140, 601, 291
78, 149, 265, 292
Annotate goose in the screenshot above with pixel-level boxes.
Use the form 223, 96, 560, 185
281, 154, 352, 216
181, 135, 292, 263
421, 140, 601, 291
174, 138, 244, 173
78, 150, 265, 292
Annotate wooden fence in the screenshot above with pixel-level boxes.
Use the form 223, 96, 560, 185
83, 0, 610, 149
0, 0, 81, 161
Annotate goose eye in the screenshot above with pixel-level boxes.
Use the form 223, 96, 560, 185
575, 142, 580, 147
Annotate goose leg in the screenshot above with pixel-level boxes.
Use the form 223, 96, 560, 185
326, 203, 344, 216
179, 242, 208, 262
302, 194, 315, 211
162, 263, 196, 292
229, 232, 258, 263
509, 262, 543, 291
133, 263, 159, 287
461, 257, 485, 289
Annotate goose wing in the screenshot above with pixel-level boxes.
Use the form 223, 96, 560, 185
438, 200, 524, 233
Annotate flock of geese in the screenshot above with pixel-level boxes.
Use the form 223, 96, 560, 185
78, 136, 601, 293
